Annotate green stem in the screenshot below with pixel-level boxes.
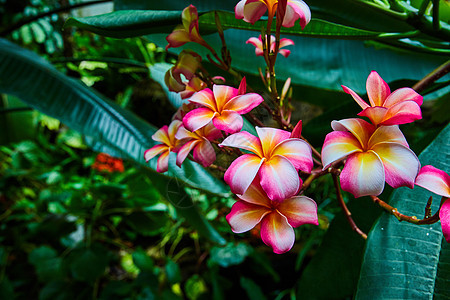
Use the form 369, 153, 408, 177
432, 0, 440, 31
419, 0, 432, 16
412, 60, 450, 93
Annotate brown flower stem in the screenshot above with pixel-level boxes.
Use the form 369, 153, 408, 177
209, 164, 227, 173
332, 174, 368, 239
412, 60, 450, 93
247, 112, 265, 127
300, 134, 322, 163
370, 195, 447, 225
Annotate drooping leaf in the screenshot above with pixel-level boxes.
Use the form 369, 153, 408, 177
0, 38, 227, 244
356, 123, 450, 299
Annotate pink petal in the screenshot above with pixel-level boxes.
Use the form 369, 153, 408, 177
278, 196, 318, 227
226, 201, 270, 233
279, 37, 295, 48
256, 127, 291, 157
371, 143, 420, 189
243, 0, 268, 24
156, 151, 170, 173
181, 5, 198, 30
165, 69, 186, 92
212, 85, 239, 112
219, 131, 264, 157
342, 85, 370, 110
415, 165, 450, 198
367, 125, 409, 148
283, 0, 311, 29
176, 140, 199, 167
152, 125, 170, 145
259, 155, 300, 201
260, 211, 295, 254
383, 87, 423, 107
212, 110, 243, 134
291, 120, 302, 138
379, 101, 422, 126
366, 71, 390, 107
235, 0, 246, 19
439, 199, 450, 242
222, 93, 264, 114
193, 140, 216, 167
340, 151, 385, 198
321, 131, 363, 169
200, 122, 222, 141
271, 138, 313, 172
144, 144, 167, 162
168, 120, 182, 141
189, 88, 217, 111
183, 108, 216, 132
238, 77, 247, 95
246, 36, 262, 49
358, 106, 388, 126
175, 125, 196, 140
331, 118, 375, 148
224, 154, 264, 195
278, 49, 291, 58
237, 178, 272, 208
165, 28, 190, 49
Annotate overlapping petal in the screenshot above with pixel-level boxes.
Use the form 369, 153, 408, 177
260, 211, 295, 254
256, 127, 291, 157
212, 110, 243, 134
340, 151, 385, 197
415, 165, 450, 198
144, 144, 167, 162
213, 85, 239, 110
342, 71, 423, 126
278, 196, 318, 227
367, 125, 408, 148
192, 140, 216, 167
224, 154, 265, 195
272, 139, 313, 172
223, 93, 264, 114
176, 139, 199, 167
331, 118, 375, 148
246, 35, 294, 58
219, 131, 263, 156
371, 143, 419, 189
183, 108, 216, 133
189, 88, 216, 111
283, 0, 311, 28
259, 155, 300, 201
321, 131, 362, 169
227, 201, 270, 233
156, 151, 170, 173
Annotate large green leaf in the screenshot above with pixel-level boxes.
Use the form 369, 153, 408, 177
0, 38, 227, 244
356, 123, 450, 299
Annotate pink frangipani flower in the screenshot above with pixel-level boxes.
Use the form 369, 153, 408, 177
219, 126, 313, 201
164, 50, 202, 93
235, 0, 311, 29
166, 5, 206, 50
415, 165, 450, 242
175, 122, 222, 168
227, 178, 318, 254
342, 71, 423, 126
144, 120, 182, 173
183, 84, 264, 134
246, 34, 294, 58
322, 118, 420, 198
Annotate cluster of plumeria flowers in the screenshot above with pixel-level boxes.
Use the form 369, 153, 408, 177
146, 0, 450, 253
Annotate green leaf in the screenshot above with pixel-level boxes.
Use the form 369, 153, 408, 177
240, 277, 267, 300
133, 248, 154, 272
64, 10, 182, 38
356, 123, 450, 299
0, 38, 227, 244
68, 244, 109, 282
165, 259, 181, 284
29, 246, 63, 281
296, 196, 382, 299
209, 243, 252, 268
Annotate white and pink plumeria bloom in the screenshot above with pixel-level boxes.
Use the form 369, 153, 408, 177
235, 0, 311, 29
166, 5, 206, 50
219, 127, 313, 201
322, 118, 420, 198
144, 120, 182, 173
183, 84, 264, 134
415, 165, 450, 242
227, 178, 318, 253
175, 122, 222, 168
246, 34, 294, 58
342, 71, 423, 126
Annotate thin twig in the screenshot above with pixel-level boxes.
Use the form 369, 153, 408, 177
370, 195, 445, 225
412, 60, 450, 93
332, 174, 368, 239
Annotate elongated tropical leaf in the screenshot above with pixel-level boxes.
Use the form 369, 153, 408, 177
356, 123, 450, 299
0, 38, 227, 244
